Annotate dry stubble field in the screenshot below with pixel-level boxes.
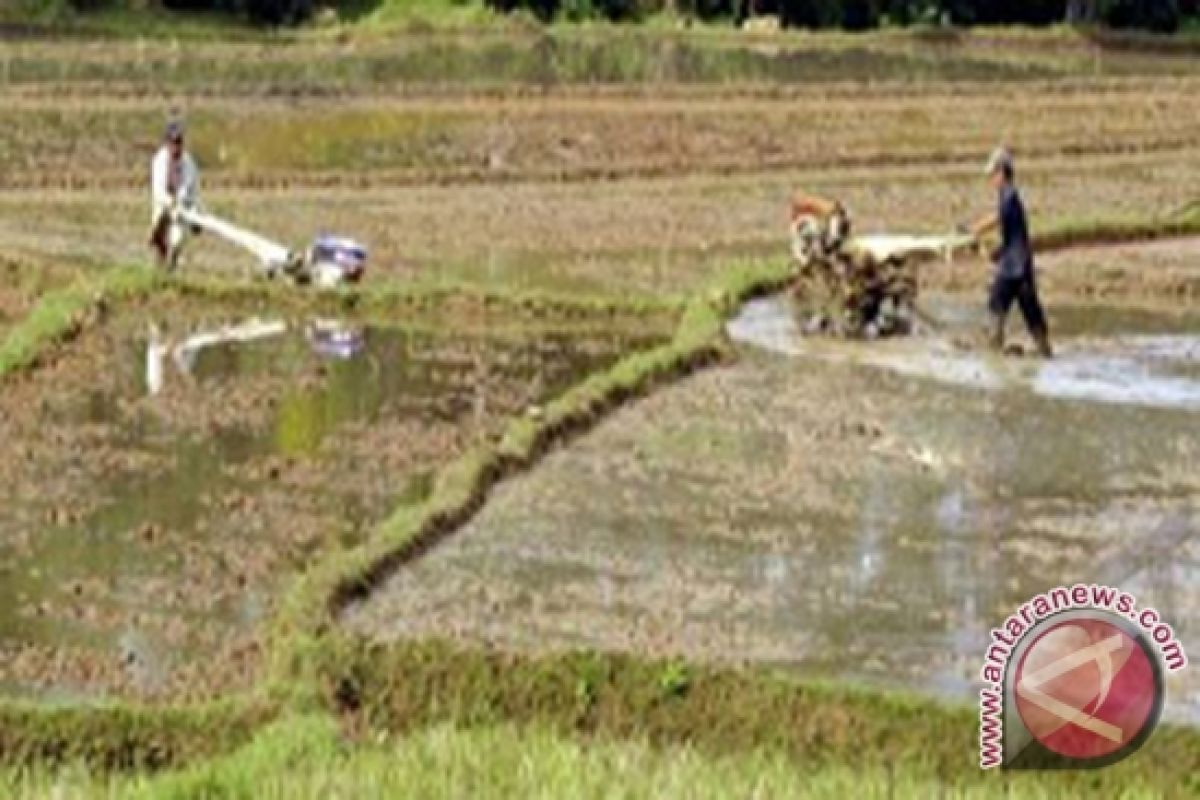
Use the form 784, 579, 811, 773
2, 30, 1200, 298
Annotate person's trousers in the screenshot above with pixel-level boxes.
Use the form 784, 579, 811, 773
988, 271, 1048, 338
149, 207, 188, 269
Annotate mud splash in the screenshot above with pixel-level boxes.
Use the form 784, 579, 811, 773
728, 294, 1200, 411
0, 306, 659, 700
347, 291, 1200, 724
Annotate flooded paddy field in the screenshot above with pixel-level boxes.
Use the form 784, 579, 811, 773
346, 288, 1200, 724
0, 292, 668, 701
2, 21, 1200, 797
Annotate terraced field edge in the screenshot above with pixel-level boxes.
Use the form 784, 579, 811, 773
0, 258, 759, 769
316, 638, 1200, 796
265, 256, 796, 706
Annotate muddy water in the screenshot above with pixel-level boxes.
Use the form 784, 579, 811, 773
346, 293, 1200, 724
0, 309, 656, 699
730, 295, 1200, 411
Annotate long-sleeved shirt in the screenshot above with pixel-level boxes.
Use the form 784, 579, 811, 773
150, 146, 199, 218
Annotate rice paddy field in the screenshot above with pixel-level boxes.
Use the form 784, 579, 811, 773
1, 21, 1199, 799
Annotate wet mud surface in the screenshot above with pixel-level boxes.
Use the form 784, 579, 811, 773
0, 296, 662, 700
346, 292, 1200, 724
733, 294, 1200, 411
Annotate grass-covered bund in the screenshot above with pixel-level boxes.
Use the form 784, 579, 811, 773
0, 17, 1195, 786
0, 257, 786, 763
2, 240, 1199, 797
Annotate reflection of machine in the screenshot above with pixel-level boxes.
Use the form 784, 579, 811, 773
145, 317, 365, 394
306, 319, 366, 360
173, 206, 367, 288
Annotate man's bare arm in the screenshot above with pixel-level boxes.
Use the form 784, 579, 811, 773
970, 212, 999, 240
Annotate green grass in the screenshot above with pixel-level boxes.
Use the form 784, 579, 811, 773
1035, 203, 1200, 252
162, 270, 681, 332
0, 264, 679, 766
0, 265, 157, 377
0, 255, 796, 788
0, 266, 676, 381
265, 257, 793, 703
318, 638, 1200, 798
1, 15, 1199, 796
0, 699, 271, 774
0, 0, 502, 37
333, 0, 502, 31
4, 250, 1198, 796
0, 5, 268, 40
3, 713, 1191, 799
8, 24, 1197, 93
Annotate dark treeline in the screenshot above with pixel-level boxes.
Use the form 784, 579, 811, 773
495, 0, 1196, 32
155, 0, 312, 24
39, 0, 316, 25
39, 0, 1200, 30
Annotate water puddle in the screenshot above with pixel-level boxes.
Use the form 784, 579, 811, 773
728, 294, 1200, 411
0, 308, 659, 699
348, 291, 1200, 725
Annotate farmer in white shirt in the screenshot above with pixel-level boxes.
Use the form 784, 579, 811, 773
149, 119, 200, 269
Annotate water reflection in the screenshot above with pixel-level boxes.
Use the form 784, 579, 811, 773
1, 314, 654, 698
729, 295, 1200, 411
146, 318, 364, 396
348, 293, 1200, 724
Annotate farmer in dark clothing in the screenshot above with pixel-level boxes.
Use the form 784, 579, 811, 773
970, 148, 1053, 358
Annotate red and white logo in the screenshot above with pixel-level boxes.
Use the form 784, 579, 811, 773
977, 585, 1184, 770
1014, 617, 1158, 762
